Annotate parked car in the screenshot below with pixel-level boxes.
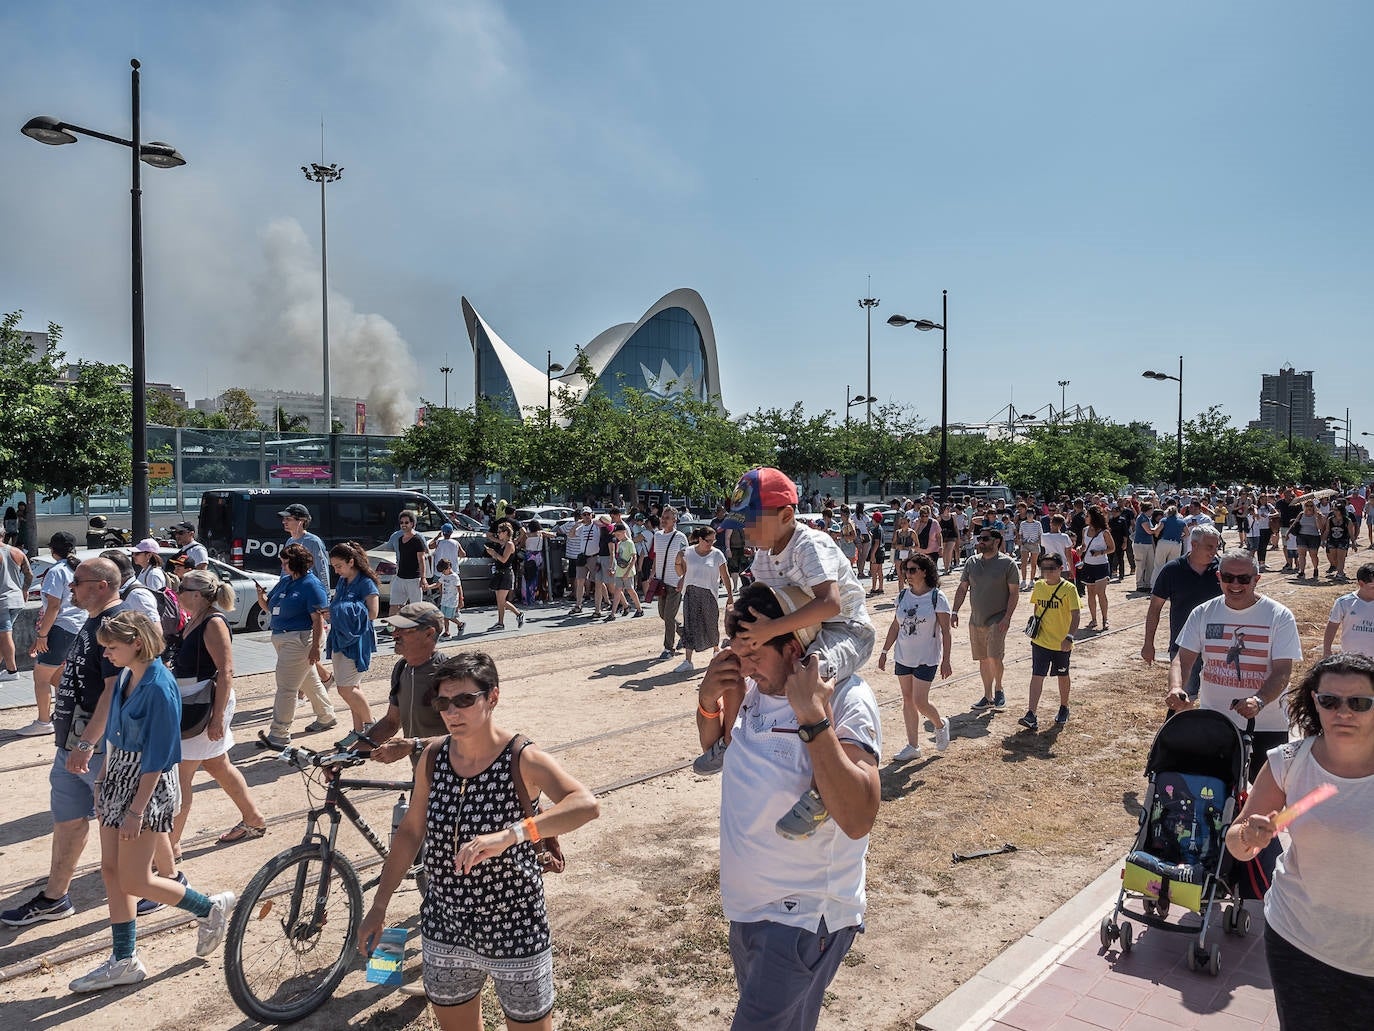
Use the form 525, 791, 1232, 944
367, 530, 497, 606
27, 548, 278, 633
510, 505, 576, 525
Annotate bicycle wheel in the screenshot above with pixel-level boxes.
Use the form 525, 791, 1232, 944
224, 843, 364, 1025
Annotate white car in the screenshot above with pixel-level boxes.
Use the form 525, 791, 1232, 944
27, 547, 278, 633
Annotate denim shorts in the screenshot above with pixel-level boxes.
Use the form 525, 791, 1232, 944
35, 624, 78, 667
894, 661, 937, 681
50, 747, 105, 823
729, 918, 860, 1030
0, 604, 11, 633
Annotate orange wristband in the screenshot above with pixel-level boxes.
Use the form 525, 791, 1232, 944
698, 704, 723, 719
522, 817, 540, 844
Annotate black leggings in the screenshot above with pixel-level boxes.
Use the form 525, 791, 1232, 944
1266, 924, 1374, 1029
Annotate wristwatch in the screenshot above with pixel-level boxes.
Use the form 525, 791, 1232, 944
76, 740, 95, 753
796, 717, 832, 743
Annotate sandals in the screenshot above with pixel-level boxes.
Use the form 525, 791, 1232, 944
217, 821, 268, 844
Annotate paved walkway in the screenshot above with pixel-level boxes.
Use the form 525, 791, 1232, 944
919, 865, 1278, 1030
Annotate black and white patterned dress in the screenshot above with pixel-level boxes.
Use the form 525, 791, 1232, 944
421, 738, 550, 970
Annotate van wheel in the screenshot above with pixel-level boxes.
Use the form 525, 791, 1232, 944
247, 603, 270, 633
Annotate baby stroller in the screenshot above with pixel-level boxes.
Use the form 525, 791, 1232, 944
1099, 708, 1254, 975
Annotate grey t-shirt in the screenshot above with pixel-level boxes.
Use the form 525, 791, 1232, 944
960, 554, 1020, 626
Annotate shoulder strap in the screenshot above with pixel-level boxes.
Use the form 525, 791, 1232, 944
509, 733, 537, 817
423, 734, 449, 786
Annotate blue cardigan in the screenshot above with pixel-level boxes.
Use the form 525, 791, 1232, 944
104, 660, 182, 773
326, 574, 378, 672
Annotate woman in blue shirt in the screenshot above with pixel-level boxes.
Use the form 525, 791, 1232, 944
326, 541, 380, 736
255, 543, 335, 750
68, 611, 235, 993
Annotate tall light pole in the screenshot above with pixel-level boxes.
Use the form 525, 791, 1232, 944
546, 351, 565, 429
1324, 410, 1351, 463
858, 284, 880, 425
1142, 356, 1184, 492
302, 159, 343, 434
440, 362, 454, 408
844, 387, 875, 503
1057, 380, 1070, 421
888, 290, 949, 499
22, 59, 186, 540
1261, 396, 1294, 452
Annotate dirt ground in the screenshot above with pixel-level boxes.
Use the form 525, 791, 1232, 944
0, 544, 1349, 1030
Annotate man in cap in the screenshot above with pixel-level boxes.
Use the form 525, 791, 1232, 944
702, 582, 880, 1030
565, 507, 601, 615
353, 602, 450, 763
170, 522, 209, 570
280, 503, 330, 589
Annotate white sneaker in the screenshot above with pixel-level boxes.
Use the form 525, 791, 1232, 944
196, 891, 236, 957
15, 719, 54, 737
674, 659, 695, 674
934, 720, 951, 751
0, 669, 18, 681
893, 743, 922, 762
69, 953, 147, 993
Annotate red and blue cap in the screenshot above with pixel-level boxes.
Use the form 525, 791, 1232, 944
720, 466, 798, 529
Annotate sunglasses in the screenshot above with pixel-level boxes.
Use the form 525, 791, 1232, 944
1314, 693, 1374, 714
902, 565, 921, 572
1219, 573, 1254, 584
432, 689, 491, 711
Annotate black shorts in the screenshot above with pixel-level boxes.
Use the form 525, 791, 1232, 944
490, 568, 515, 592
894, 661, 937, 681
1078, 562, 1109, 584
1295, 532, 1321, 549
1030, 643, 1071, 677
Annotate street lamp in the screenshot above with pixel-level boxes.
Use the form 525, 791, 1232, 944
1261, 396, 1294, 452
858, 289, 880, 425
1142, 356, 1184, 493
843, 387, 875, 503
1057, 380, 1070, 421
439, 363, 453, 408
888, 290, 949, 499
21, 59, 186, 540
1324, 410, 1351, 463
302, 160, 343, 435
546, 351, 565, 428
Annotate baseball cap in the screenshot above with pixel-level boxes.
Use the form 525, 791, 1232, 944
171, 521, 195, 533
383, 602, 444, 631
48, 530, 77, 551
133, 538, 161, 554
721, 466, 798, 529
441, 522, 454, 533
278, 503, 310, 519
580, 506, 593, 515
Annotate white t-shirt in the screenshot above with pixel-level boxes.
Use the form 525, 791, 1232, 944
681, 546, 727, 591
1040, 532, 1073, 568
118, 580, 161, 625
651, 529, 688, 588
1326, 592, 1374, 658
180, 540, 209, 568
719, 674, 880, 931
438, 571, 462, 608
1264, 737, 1374, 976
891, 587, 950, 668
42, 561, 87, 635
432, 536, 462, 576
749, 524, 873, 630
136, 565, 168, 591
853, 513, 872, 541
1175, 594, 1303, 732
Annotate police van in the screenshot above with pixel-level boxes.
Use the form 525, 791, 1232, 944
197, 488, 450, 575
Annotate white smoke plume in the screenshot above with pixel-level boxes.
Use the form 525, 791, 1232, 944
242, 218, 420, 434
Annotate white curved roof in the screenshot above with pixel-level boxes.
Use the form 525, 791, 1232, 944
462, 288, 722, 420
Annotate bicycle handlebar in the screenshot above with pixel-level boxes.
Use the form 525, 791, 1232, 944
277, 744, 369, 771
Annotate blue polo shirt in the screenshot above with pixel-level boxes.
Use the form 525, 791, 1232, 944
1157, 514, 1186, 544
267, 573, 329, 633
1133, 512, 1156, 545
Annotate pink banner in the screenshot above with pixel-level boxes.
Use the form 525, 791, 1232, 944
271, 464, 332, 481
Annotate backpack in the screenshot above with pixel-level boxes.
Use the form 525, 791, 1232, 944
127, 580, 187, 640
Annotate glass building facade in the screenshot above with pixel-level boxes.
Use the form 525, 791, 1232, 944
596, 307, 708, 407
472, 321, 521, 418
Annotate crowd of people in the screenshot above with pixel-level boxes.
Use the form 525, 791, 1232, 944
3, 474, 1372, 1028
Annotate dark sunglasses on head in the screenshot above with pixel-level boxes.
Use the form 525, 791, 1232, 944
1315, 693, 1374, 714
1220, 572, 1254, 584
433, 689, 491, 711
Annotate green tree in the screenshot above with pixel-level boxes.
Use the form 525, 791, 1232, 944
148, 388, 189, 427
219, 388, 264, 430
388, 397, 517, 503
273, 406, 310, 433
743, 403, 839, 496
1, 311, 134, 549
1005, 424, 1124, 497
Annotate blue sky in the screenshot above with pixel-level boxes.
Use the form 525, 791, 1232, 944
3, 1, 1371, 440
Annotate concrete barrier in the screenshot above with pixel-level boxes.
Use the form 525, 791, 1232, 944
9, 603, 43, 671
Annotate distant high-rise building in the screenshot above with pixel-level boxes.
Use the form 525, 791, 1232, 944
1248, 367, 1336, 447
194, 388, 367, 433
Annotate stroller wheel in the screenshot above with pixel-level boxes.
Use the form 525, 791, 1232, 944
1237, 906, 1252, 936
1099, 915, 1116, 950
1185, 946, 1200, 972
1119, 921, 1134, 954
1223, 904, 1238, 935
1208, 943, 1222, 976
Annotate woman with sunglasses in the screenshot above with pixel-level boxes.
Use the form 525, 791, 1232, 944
1323, 503, 1353, 582
877, 552, 952, 760
484, 522, 524, 631
358, 652, 599, 1030
1290, 498, 1326, 582
1225, 653, 1374, 1028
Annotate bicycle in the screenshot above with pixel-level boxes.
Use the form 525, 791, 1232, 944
223, 743, 426, 1025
